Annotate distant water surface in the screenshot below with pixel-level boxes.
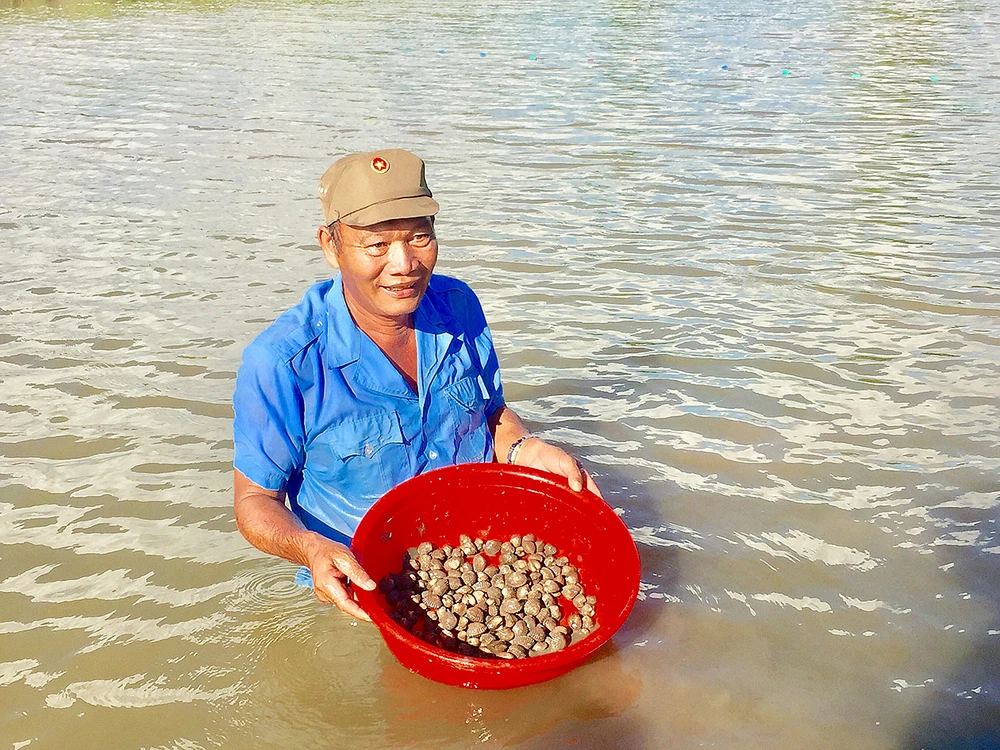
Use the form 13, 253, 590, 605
2, 0, 999, 747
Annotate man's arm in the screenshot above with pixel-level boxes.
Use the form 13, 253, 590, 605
488, 405, 603, 498
233, 469, 376, 620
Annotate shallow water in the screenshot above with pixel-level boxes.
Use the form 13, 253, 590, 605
2, 0, 1000, 747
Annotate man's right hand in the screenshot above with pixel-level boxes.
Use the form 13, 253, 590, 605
233, 469, 377, 622
301, 534, 377, 622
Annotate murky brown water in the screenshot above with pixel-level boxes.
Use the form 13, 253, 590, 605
2, 0, 1000, 747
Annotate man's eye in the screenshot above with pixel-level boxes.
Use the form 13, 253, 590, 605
411, 234, 432, 246
365, 243, 389, 254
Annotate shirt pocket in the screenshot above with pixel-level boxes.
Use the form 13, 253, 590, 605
442, 376, 491, 462
309, 411, 411, 503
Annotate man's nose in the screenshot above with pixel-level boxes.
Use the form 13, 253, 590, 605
385, 240, 420, 274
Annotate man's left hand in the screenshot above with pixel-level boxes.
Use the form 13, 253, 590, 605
514, 438, 604, 499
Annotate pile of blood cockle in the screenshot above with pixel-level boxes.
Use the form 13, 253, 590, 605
378, 534, 597, 659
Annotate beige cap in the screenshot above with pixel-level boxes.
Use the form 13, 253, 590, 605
318, 149, 440, 227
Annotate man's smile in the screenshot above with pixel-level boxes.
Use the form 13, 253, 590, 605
381, 280, 421, 298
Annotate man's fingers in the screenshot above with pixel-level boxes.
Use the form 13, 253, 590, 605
321, 578, 372, 622
564, 453, 603, 499
535, 444, 597, 495
333, 552, 376, 591
552, 451, 584, 492
305, 540, 376, 620
573, 463, 605, 499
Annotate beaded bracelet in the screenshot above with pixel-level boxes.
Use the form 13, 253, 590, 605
506, 434, 537, 465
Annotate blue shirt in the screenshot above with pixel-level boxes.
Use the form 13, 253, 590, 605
232, 274, 505, 543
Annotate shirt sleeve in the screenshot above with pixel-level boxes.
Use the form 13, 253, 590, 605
232, 341, 306, 491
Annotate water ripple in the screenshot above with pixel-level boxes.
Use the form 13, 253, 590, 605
2, 0, 1000, 746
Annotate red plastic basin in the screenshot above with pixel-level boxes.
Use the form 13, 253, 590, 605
351, 462, 640, 689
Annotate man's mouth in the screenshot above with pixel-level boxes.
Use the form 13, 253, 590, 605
382, 281, 420, 298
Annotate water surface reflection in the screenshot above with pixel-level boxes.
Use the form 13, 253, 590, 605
2, 0, 999, 746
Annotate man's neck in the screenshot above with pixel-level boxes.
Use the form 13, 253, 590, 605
343, 294, 414, 347
342, 295, 419, 392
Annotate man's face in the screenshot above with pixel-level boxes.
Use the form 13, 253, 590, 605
319, 216, 438, 324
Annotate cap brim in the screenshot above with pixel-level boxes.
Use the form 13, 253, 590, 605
341, 196, 440, 227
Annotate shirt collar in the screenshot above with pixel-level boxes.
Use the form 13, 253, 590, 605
323, 275, 362, 369
415, 277, 461, 395
322, 274, 458, 371
414, 277, 452, 335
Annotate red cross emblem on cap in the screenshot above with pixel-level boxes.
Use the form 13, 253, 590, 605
370, 156, 389, 173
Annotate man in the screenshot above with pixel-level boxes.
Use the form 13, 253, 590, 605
232, 149, 601, 621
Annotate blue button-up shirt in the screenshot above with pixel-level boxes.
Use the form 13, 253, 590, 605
232, 274, 505, 543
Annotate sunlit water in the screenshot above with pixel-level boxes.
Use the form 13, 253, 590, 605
2, 0, 999, 747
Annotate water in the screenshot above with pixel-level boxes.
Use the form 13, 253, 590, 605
2, 0, 999, 746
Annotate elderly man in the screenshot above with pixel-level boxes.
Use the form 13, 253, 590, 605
232, 149, 600, 621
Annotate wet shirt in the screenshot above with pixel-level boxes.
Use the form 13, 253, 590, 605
232, 274, 505, 542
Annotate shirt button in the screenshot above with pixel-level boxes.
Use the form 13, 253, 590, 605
428, 450, 438, 460
363, 444, 374, 458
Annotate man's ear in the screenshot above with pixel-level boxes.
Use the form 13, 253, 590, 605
317, 225, 340, 270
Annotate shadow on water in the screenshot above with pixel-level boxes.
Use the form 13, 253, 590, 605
237, 603, 652, 750
239, 455, 682, 749
384, 457, 683, 748
376, 640, 648, 749
902, 495, 1000, 750
592, 457, 686, 634
368, 458, 683, 749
